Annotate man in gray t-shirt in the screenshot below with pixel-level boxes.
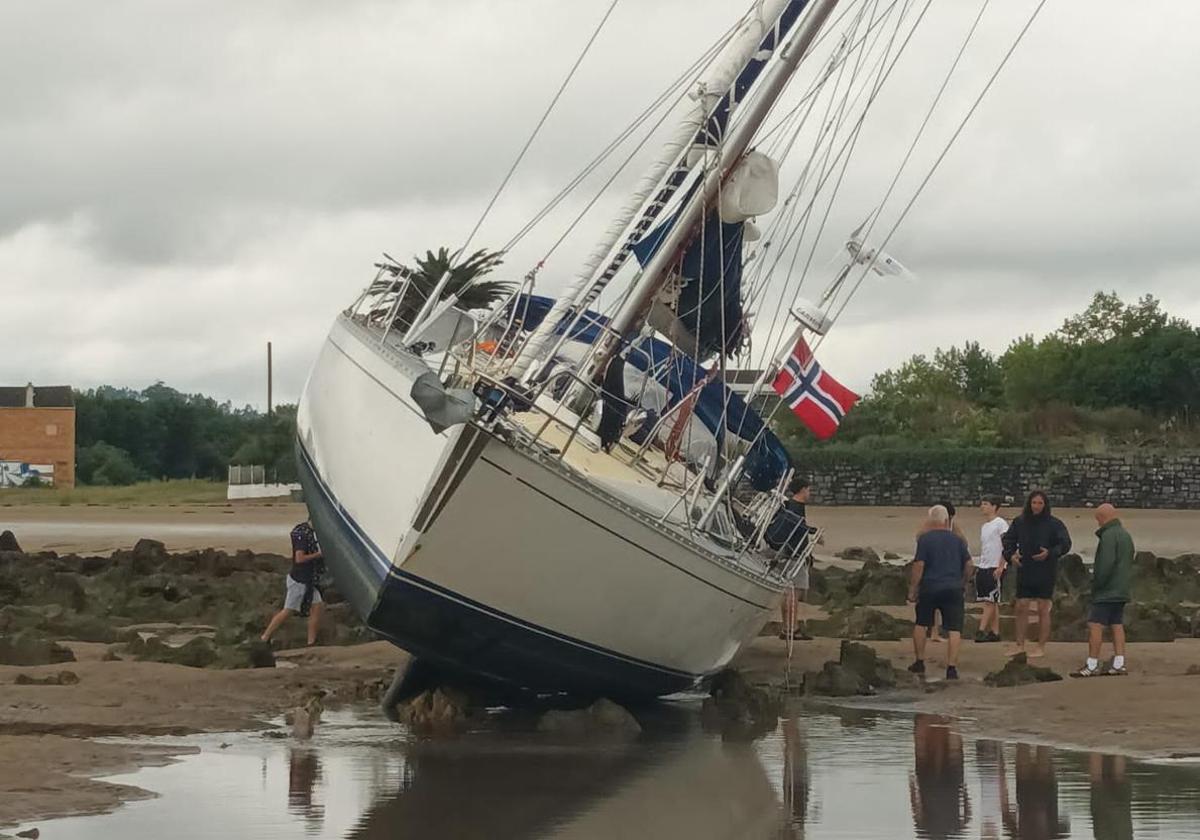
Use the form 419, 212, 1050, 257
907, 505, 973, 680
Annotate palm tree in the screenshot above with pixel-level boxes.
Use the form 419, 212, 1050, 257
370, 247, 511, 329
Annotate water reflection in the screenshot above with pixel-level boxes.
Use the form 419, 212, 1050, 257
25, 707, 1200, 840
909, 715, 970, 839
288, 748, 325, 832
1087, 754, 1131, 840
1013, 744, 1070, 839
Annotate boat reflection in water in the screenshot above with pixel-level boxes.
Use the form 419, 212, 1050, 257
346, 717, 784, 840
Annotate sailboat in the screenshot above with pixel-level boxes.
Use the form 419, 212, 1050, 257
295, 0, 1040, 700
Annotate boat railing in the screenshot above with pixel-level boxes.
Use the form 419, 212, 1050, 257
467, 370, 600, 465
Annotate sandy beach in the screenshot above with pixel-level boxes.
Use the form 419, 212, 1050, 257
1, 503, 1198, 829
4, 501, 1197, 559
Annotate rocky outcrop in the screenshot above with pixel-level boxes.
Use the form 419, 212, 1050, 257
983, 653, 1062, 687
807, 607, 912, 641
14, 670, 79, 686
0, 631, 76, 666
810, 560, 911, 609
805, 640, 907, 696
396, 687, 477, 732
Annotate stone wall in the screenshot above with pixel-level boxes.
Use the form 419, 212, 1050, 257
802, 451, 1200, 509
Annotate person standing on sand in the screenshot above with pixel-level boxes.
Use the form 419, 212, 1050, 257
765, 476, 819, 641
974, 497, 1008, 643
907, 505, 973, 680
921, 500, 967, 644
1071, 503, 1134, 678
261, 520, 325, 646
1002, 491, 1071, 659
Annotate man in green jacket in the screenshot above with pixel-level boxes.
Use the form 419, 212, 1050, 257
1072, 503, 1134, 678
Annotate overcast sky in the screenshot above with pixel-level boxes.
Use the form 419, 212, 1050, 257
4, 0, 1198, 410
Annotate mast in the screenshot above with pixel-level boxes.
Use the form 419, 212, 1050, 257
590, 0, 841, 382
510, 0, 807, 381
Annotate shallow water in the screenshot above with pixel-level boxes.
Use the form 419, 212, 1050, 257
26, 706, 1200, 839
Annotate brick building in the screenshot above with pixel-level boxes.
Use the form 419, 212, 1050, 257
0, 384, 76, 488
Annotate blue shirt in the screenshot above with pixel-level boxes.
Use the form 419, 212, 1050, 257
915, 529, 970, 594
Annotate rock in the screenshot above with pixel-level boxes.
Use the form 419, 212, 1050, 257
396, 687, 476, 732
701, 669, 779, 737
839, 640, 898, 690
836, 546, 881, 563
16, 828, 39, 839
983, 653, 1063, 687
538, 698, 642, 739
0, 631, 76, 666
14, 670, 79, 686
807, 607, 912, 641
290, 708, 315, 740
101, 649, 121, 661
132, 538, 169, 565
1185, 665, 1200, 676
127, 635, 218, 668
0, 530, 21, 552
805, 640, 904, 696
1124, 602, 1186, 642
883, 551, 901, 561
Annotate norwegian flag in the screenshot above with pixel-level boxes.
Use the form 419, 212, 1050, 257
772, 338, 859, 440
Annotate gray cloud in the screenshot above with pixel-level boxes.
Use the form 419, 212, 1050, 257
3, 0, 1198, 405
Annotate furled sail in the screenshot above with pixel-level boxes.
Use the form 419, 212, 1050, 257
503, 295, 791, 491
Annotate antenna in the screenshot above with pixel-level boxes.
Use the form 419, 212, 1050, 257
267, 341, 273, 417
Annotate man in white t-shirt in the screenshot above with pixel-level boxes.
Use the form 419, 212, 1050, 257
974, 497, 1008, 642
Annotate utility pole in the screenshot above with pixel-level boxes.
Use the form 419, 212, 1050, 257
267, 341, 273, 418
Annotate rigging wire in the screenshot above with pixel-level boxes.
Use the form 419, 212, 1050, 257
457, 0, 621, 258
736, 0, 1050, 475
819, 0, 1049, 341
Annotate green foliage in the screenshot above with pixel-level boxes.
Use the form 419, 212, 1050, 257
371, 246, 512, 328
77, 442, 143, 486
74, 383, 296, 484
777, 292, 1200, 452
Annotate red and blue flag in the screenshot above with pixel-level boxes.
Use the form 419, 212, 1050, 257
772, 338, 859, 440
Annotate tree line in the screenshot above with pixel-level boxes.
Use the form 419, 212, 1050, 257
778, 291, 1200, 451
74, 384, 296, 485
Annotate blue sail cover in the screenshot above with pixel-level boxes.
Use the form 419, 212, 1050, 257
632, 207, 747, 359
507, 295, 791, 491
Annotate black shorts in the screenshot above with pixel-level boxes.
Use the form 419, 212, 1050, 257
1088, 602, 1126, 626
975, 568, 1002, 603
916, 589, 965, 633
1015, 570, 1054, 601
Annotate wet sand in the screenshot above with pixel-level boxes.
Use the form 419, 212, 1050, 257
4, 502, 1196, 558
0, 643, 399, 828
738, 635, 1200, 760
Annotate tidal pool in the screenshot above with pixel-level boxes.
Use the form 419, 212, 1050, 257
24, 706, 1200, 838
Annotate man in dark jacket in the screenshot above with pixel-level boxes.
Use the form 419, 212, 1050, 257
1002, 491, 1071, 659
765, 476, 819, 640
1071, 503, 1134, 678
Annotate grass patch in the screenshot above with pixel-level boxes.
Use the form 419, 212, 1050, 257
0, 479, 229, 506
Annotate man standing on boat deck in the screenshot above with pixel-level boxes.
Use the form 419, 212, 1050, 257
765, 476, 818, 640
1071, 503, 1134, 678
907, 505, 973, 680
261, 520, 325, 646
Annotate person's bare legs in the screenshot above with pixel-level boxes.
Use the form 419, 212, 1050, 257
261, 608, 292, 642
912, 623, 928, 664
306, 602, 324, 646
1031, 599, 1052, 656
947, 631, 962, 667
1112, 624, 1126, 667
1008, 599, 1029, 655
1087, 621, 1103, 660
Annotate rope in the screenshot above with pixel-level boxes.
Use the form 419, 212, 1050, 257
458, 0, 621, 257
820, 0, 1049, 340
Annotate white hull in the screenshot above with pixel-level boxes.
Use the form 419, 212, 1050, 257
297, 314, 784, 696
